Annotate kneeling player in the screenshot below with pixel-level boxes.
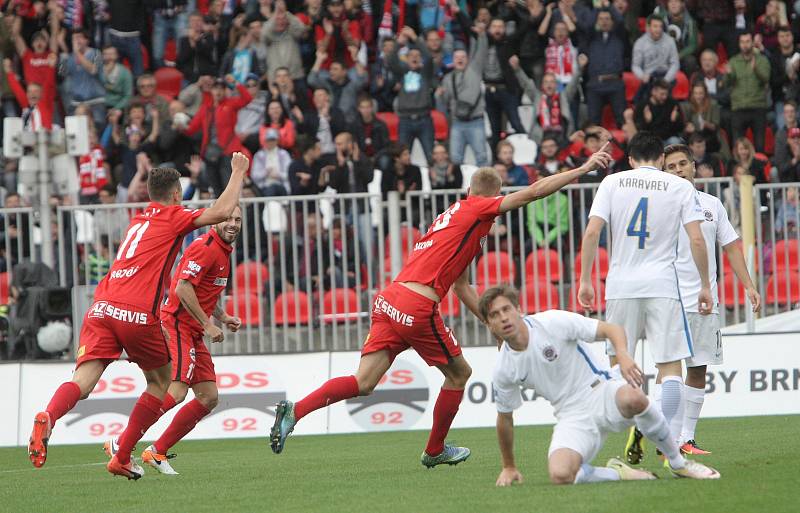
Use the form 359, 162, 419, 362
108, 206, 242, 474
481, 286, 720, 486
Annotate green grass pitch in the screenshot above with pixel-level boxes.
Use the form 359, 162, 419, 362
1, 415, 797, 513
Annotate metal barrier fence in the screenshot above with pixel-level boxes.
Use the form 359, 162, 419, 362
6, 175, 788, 358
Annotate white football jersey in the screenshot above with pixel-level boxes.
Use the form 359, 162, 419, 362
492, 311, 606, 418
675, 190, 739, 313
588, 166, 704, 300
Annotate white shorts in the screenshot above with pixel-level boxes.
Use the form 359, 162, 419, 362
685, 312, 722, 367
548, 379, 634, 463
605, 298, 693, 364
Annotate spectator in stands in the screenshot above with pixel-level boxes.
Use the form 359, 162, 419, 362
774, 186, 799, 239
680, 82, 724, 155
77, 130, 109, 204
289, 135, 322, 196
109, 108, 159, 200
631, 15, 679, 103
543, 21, 579, 95
769, 26, 800, 131
271, 66, 310, 124
754, 0, 786, 55
534, 136, 563, 177
262, 2, 307, 84
151, 0, 191, 68
159, 99, 195, 174
689, 0, 735, 55
728, 32, 771, 153
511, 55, 581, 146
1, 192, 31, 266
261, 99, 296, 151
484, 17, 525, 157
176, 12, 218, 83
723, 163, 744, 234
778, 128, 800, 182
495, 140, 530, 186
730, 136, 768, 184
429, 142, 463, 190
369, 37, 399, 113
691, 49, 730, 109
382, 142, 423, 225
527, 173, 570, 249
439, 22, 488, 167
296, 0, 325, 71
95, 184, 131, 244
581, 7, 626, 129
308, 46, 367, 123
107, 0, 145, 77
300, 88, 347, 155
344, 0, 373, 48
506, 0, 547, 84
177, 74, 213, 116
221, 24, 266, 83
80, 235, 111, 285
318, 131, 373, 194
10, 13, 57, 102
423, 28, 450, 81
130, 73, 171, 126
251, 127, 292, 196
319, 217, 358, 290
184, 75, 252, 196
60, 30, 107, 127
351, 95, 390, 168
245, 16, 269, 68
4, 58, 52, 130
653, 0, 698, 75
774, 102, 798, 172
389, 26, 435, 164
236, 74, 269, 154
315, 0, 361, 70
101, 45, 132, 113
633, 79, 684, 144
688, 133, 725, 177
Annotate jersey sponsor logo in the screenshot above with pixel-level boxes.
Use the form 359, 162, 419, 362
414, 240, 433, 251
373, 295, 415, 326
214, 277, 228, 286
108, 266, 140, 280
88, 301, 148, 324
346, 359, 429, 431
542, 344, 558, 362
704, 209, 714, 222
183, 260, 202, 277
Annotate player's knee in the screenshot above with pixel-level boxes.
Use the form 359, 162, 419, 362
356, 376, 377, 396
196, 391, 219, 410
450, 362, 472, 388
170, 387, 189, 404
549, 467, 576, 485
627, 390, 649, 415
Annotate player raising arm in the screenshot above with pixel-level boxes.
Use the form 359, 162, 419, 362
482, 286, 720, 487
269, 146, 613, 468
28, 153, 249, 480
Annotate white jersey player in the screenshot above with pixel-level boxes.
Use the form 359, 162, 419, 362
480, 286, 720, 486
578, 132, 713, 465
664, 145, 761, 454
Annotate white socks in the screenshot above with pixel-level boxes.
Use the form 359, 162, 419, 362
574, 464, 620, 484
660, 376, 684, 444
680, 384, 706, 443
635, 401, 686, 470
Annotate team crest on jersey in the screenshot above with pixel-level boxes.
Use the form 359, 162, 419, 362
479, 235, 487, 248
542, 344, 558, 362
703, 209, 714, 222
189, 348, 196, 362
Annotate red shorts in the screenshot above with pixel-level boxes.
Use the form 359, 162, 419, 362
362, 283, 461, 366
77, 301, 169, 371
162, 314, 216, 385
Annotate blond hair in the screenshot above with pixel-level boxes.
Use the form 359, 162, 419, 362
469, 167, 502, 197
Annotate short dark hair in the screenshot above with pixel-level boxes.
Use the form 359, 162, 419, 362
739, 31, 753, 41
687, 133, 705, 145
778, 25, 793, 35
628, 131, 664, 162
100, 184, 117, 196
297, 135, 319, 156
646, 14, 664, 27
478, 285, 520, 321
651, 78, 670, 91
664, 143, 693, 162
146, 167, 182, 202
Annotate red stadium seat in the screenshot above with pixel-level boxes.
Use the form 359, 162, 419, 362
431, 110, 449, 140
773, 239, 800, 272
522, 282, 560, 313
476, 251, 515, 286
235, 261, 269, 294
609, 129, 626, 145
384, 225, 422, 257
573, 247, 609, 281
716, 43, 728, 72
438, 292, 461, 317
672, 71, 690, 100
274, 291, 311, 325
721, 273, 747, 308
569, 281, 606, 313
524, 249, 562, 283
155, 67, 184, 100
637, 17, 646, 33
322, 288, 362, 323
376, 112, 399, 141
722, 240, 758, 273
623, 72, 641, 104
225, 293, 262, 326
766, 273, 800, 305
0, 272, 9, 304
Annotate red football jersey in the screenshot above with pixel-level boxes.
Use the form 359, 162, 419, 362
94, 203, 204, 315
395, 195, 503, 299
161, 229, 233, 331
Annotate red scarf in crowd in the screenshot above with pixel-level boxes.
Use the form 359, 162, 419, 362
545, 38, 574, 83
538, 93, 562, 131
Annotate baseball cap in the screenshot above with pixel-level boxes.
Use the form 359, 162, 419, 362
790, 127, 800, 138
265, 128, 280, 140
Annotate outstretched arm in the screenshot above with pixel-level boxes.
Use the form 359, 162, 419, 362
495, 412, 523, 486
499, 143, 612, 213
193, 152, 249, 227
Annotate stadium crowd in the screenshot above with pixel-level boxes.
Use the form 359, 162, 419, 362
0, 0, 798, 358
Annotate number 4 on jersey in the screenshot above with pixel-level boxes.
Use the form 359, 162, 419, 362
627, 197, 649, 249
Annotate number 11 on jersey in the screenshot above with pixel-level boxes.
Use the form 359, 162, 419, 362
627, 197, 650, 249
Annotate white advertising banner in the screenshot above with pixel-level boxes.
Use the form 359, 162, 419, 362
3, 331, 799, 447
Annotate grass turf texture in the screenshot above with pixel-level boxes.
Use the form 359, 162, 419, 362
0, 415, 796, 513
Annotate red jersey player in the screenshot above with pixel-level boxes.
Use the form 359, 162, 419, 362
270, 145, 613, 466
28, 153, 250, 480
134, 205, 243, 475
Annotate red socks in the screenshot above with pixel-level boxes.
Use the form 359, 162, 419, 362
294, 375, 359, 421
425, 388, 464, 456
46, 382, 81, 426
153, 399, 210, 455
116, 392, 163, 464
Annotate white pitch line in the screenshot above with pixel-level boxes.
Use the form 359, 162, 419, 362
0, 462, 107, 474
